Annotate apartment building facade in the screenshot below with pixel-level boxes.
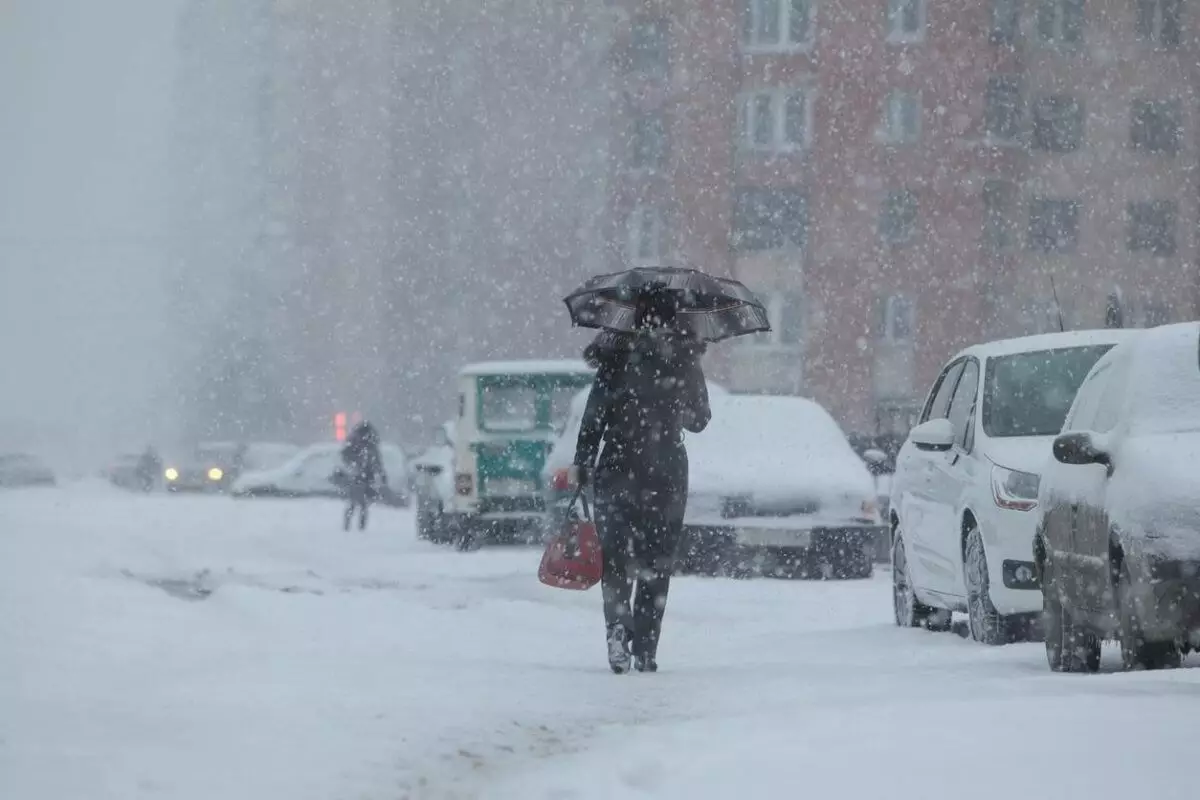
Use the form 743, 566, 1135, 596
605, 0, 1199, 436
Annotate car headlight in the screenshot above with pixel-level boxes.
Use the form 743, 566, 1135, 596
164, 467, 179, 481
991, 465, 1039, 511
207, 467, 224, 481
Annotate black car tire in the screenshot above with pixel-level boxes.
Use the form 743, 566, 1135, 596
1116, 561, 1181, 671
893, 532, 952, 631
965, 526, 1024, 646
1043, 561, 1100, 673
416, 495, 445, 543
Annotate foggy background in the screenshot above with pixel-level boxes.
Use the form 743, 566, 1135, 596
0, 0, 184, 468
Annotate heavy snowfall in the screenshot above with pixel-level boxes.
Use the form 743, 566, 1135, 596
5, 0, 1200, 798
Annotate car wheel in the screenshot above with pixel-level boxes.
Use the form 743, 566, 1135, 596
893, 532, 952, 631
1043, 559, 1100, 673
965, 527, 1009, 646
1116, 561, 1181, 671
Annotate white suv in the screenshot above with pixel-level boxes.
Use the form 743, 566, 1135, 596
890, 330, 1142, 644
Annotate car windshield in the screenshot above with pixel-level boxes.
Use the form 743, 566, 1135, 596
982, 345, 1114, 438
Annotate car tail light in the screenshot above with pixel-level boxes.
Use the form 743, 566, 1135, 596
550, 467, 572, 491
455, 473, 473, 496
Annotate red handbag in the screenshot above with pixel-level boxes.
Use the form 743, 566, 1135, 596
538, 488, 603, 590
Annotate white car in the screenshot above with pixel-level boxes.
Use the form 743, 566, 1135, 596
232, 442, 410, 506
890, 329, 1142, 644
411, 421, 457, 542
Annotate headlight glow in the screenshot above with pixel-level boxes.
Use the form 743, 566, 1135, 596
164, 468, 179, 481
207, 467, 224, 481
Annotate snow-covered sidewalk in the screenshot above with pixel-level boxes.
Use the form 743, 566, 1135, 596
2, 484, 1197, 800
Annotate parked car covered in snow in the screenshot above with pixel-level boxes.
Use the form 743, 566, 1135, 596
890, 329, 1141, 644
0, 453, 56, 487
411, 421, 456, 542
232, 442, 410, 506
1035, 322, 1200, 672
680, 394, 884, 579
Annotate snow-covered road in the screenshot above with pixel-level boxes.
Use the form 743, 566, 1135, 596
3, 483, 1197, 800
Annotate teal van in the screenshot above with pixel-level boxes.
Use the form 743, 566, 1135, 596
438, 360, 594, 548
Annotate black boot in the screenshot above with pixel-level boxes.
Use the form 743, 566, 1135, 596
633, 654, 658, 673
606, 624, 631, 674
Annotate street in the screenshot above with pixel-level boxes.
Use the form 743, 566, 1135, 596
2, 483, 1197, 800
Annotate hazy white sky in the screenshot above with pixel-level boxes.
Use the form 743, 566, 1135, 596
0, 0, 184, 464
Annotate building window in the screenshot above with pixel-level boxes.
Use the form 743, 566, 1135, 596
881, 90, 921, 143
1031, 95, 1084, 152
733, 188, 808, 251
879, 190, 918, 244
739, 88, 811, 152
1131, 99, 1182, 155
985, 75, 1023, 141
990, 0, 1021, 43
887, 0, 925, 41
742, 0, 814, 50
629, 17, 669, 75
1127, 200, 1177, 256
880, 295, 916, 342
1036, 0, 1084, 43
1135, 0, 1182, 46
626, 205, 663, 266
630, 113, 667, 170
752, 291, 806, 346
982, 179, 1017, 253
1027, 197, 1080, 253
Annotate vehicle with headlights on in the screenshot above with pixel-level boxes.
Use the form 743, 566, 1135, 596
890, 329, 1141, 644
1035, 322, 1200, 672
164, 442, 246, 494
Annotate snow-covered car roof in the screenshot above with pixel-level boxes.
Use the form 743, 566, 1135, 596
955, 329, 1143, 360
459, 359, 594, 377
1122, 322, 1200, 435
688, 394, 873, 501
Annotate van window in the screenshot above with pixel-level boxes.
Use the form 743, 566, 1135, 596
947, 359, 980, 447
480, 383, 539, 432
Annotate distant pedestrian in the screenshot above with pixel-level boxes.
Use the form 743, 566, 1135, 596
340, 421, 387, 531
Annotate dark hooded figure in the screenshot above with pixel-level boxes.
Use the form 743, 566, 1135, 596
574, 285, 711, 674
341, 421, 387, 531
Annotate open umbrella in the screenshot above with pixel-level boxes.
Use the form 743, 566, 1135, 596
563, 266, 770, 342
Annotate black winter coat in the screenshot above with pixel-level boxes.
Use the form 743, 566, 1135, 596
574, 330, 711, 497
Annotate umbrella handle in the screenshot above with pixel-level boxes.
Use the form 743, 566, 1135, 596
567, 486, 592, 522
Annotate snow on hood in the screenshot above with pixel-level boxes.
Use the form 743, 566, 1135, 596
980, 436, 1056, 476
687, 395, 875, 511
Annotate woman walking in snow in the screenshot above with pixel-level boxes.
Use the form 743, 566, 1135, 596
572, 286, 711, 673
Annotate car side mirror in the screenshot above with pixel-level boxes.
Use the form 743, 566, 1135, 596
1053, 432, 1113, 474
908, 418, 955, 453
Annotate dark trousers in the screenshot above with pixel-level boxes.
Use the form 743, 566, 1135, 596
595, 481, 686, 660
343, 483, 375, 531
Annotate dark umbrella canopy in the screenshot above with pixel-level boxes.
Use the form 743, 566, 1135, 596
563, 266, 770, 342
